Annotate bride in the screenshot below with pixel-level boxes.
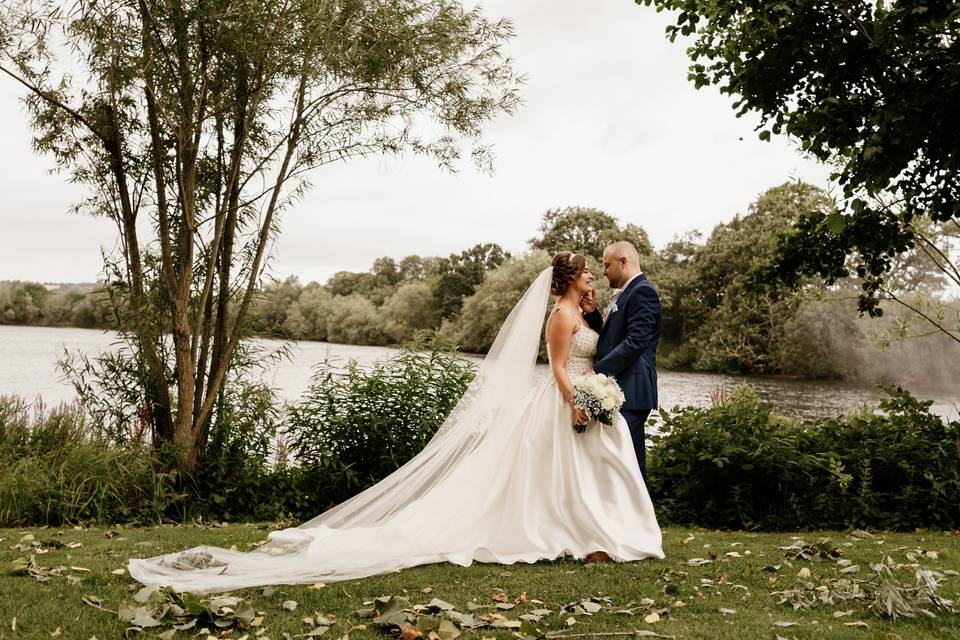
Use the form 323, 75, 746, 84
129, 251, 663, 592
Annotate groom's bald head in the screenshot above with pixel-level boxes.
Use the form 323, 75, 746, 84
602, 241, 641, 288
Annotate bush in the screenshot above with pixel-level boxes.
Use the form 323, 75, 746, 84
286, 339, 476, 512
189, 379, 287, 522
0, 396, 176, 526
648, 386, 960, 531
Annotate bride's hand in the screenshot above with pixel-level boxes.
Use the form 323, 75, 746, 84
579, 290, 596, 314
574, 406, 589, 425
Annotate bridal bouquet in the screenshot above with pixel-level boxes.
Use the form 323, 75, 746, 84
571, 373, 625, 433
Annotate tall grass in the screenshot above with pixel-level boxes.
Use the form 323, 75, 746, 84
0, 396, 177, 526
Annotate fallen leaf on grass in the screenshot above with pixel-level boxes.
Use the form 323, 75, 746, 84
687, 558, 712, 567
844, 621, 869, 627
643, 612, 660, 624
774, 621, 798, 627
281, 600, 298, 611
718, 608, 736, 615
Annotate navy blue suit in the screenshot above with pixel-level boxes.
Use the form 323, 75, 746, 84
584, 274, 661, 481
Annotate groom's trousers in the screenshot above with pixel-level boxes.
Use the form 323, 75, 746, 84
621, 409, 651, 485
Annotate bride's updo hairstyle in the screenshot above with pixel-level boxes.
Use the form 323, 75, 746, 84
550, 251, 587, 296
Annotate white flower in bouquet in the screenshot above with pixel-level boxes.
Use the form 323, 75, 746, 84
570, 373, 625, 433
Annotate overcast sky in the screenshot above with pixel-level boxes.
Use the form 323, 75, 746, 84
0, 0, 833, 285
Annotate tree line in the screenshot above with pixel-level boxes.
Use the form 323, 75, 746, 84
9, 181, 956, 383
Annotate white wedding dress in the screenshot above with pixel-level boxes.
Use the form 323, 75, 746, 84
128, 268, 663, 592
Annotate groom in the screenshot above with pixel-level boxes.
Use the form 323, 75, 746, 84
582, 241, 661, 483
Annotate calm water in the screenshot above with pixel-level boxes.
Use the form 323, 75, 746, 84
1, 325, 957, 422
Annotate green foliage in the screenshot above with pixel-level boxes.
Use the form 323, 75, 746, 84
637, 0, 960, 318
648, 386, 960, 531
0, 282, 111, 329
190, 380, 286, 522
0, 397, 175, 526
251, 277, 304, 337
432, 243, 511, 318
282, 283, 334, 341
451, 250, 553, 353
325, 293, 389, 345
529, 206, 653, 260
287, 339, 476, 511
381, 281, 442, 343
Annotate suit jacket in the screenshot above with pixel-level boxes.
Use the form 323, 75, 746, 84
584, 274, 661, 411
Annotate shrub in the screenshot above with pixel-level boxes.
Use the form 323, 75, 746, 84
286, 339, 476, 511
189, 379, 287, 522
648, 386, 960, 531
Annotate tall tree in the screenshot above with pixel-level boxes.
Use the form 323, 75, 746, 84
636, 0, 959, 341
432, 242, 510, 317
1, 0, 520, 470
529, 206, 653, 261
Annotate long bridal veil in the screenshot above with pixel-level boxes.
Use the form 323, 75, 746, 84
129, 267, 555, 592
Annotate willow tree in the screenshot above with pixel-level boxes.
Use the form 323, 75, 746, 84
0, 0, 520, 470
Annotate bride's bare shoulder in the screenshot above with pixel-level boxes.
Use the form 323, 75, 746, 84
546, 305, 579, 338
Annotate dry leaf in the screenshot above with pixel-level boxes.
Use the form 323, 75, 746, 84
400, 623, 422, 640
797, 567, 811, 579
308, 583, 326, 590
282, 600, 298, 611
643, 612, 660, 624
843, 621, 869, 627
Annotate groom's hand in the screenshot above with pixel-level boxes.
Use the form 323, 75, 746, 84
579, 290, 596, 314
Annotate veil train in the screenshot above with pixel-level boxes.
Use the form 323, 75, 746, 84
129, 268, 557, 592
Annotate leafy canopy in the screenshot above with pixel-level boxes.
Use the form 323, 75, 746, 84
636, 0, 959, 315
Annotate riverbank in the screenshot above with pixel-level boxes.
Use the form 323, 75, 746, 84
2, 525, 958, 639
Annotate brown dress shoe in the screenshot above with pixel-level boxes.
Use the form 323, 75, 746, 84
583, 551, 613, 563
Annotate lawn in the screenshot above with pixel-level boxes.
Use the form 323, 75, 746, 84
1, 524, 958, 640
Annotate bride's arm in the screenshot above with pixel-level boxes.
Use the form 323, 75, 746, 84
546, 310, 587, 422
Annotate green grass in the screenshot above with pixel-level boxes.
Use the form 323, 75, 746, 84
1, 525, 959, 639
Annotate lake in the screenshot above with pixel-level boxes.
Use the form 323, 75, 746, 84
1, 325, 957, 422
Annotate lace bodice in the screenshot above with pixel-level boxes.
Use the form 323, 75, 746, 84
548, 325, 598, 377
